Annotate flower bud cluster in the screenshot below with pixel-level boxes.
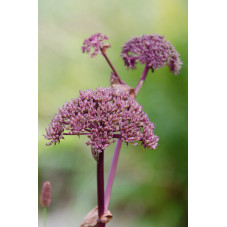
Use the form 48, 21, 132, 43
121, 34, 183, 75
82, 33, 110, 58
45, 87, 159, 159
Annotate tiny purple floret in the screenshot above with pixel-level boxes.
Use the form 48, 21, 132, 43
82, 33, 110, 58
121, 34, 183, 75
44, 87, 159, 159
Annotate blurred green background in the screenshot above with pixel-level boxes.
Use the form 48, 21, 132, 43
38, 0, 188, 226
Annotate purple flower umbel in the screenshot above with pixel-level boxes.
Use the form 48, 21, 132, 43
45, 87, 158, 159
82, 33, 110, 58
121, 34, 183, 75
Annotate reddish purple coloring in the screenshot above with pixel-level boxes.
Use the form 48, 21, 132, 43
121, 34, 183, 75
44, 87, 159, 159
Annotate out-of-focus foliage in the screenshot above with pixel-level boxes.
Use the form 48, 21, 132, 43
39, 0, 188, 226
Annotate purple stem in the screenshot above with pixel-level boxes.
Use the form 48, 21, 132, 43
104, 64, 153, 213
134, 64, 150, 96
97, 151, 105, 227
104, 139, 123, 212
100, 49, 124, 84
63, 132, 90, 136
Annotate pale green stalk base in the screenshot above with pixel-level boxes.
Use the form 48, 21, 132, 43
43, 208, 47, 227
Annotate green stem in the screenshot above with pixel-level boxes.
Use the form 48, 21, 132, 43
43, 207, 47, 227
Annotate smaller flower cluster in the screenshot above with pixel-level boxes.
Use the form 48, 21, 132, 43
45, 87, 159, 159
121, 34, 183, 75
82, 33, 110, 57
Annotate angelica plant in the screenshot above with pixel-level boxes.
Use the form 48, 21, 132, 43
44, 33, 182, 227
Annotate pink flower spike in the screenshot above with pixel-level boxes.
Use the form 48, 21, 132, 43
40, 181, 51, 208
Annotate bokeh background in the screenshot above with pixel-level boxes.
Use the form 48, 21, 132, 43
38, 0, 188, 226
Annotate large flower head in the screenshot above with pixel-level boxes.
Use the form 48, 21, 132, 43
44, 87, 158, 159
121, 34, 183, 75
82, 33, 110, 58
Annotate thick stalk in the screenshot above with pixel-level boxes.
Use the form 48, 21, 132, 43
97, 151, 105, 227
104, 139, 122, 212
